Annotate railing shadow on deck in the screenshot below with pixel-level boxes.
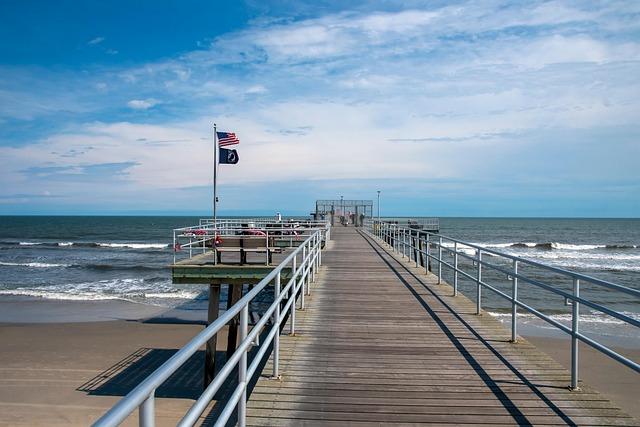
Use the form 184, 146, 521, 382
361, 232, 578, 427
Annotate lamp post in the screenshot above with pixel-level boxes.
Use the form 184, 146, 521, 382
340, 195, 344, 225
377, 190, 381, 222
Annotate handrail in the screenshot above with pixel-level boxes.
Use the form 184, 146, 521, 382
365, 219, 639, 390
172, 219, 331, 264
94, 226, 328, 427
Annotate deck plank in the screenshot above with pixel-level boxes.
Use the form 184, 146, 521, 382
246, 227, 637, 426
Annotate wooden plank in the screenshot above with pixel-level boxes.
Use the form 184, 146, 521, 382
244, 227, 637, 426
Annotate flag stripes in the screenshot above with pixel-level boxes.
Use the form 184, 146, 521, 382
217, 131, 240, 147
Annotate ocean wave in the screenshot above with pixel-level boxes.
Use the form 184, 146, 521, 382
95, 242, 169, 249
0, 278, 200, 303
444, 241, 637, 252
0, 261, 70, 268
11, 241, 169, 249
77, 263, 167, 272
487, 311, 640, 326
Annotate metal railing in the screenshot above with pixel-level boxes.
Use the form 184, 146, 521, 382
382, 217, 440, 230
172, 219, 330, 264
94, 227, 327, 427
366, 220, 639, 389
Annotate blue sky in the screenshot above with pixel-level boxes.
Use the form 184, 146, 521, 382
0, 1, 639, 217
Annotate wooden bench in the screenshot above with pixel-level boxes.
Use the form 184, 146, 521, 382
210, 236, 277, 264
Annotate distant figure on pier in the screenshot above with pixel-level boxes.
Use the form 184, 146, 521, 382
275, 212, 282, 222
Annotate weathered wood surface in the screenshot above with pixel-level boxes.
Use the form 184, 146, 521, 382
246, 227, 636, 426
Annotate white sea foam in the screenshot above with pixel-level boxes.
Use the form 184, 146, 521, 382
96, 242, 168, 249
16, 241, 168, 249
487, 311, 640, 326
0, 289, 118, 301
0, 278, 199, 304
0, 261, 70, 268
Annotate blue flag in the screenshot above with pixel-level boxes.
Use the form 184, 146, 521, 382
219, 147, 239, 164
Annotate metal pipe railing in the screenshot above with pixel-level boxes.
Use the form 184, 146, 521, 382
365, 219, 640, 390
172, 219, 330, 264
93, 227, 327, 427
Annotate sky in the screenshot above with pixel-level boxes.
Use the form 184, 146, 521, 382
0, 0, 639, 217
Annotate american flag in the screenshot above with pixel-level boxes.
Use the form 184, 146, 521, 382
217, 131, 240, 147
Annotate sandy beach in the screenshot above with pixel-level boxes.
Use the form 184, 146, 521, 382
0, 300, 224, 426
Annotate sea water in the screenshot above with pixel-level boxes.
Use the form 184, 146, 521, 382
0, 216, 638, 339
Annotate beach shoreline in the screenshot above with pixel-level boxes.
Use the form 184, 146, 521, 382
0, 296, 209, 324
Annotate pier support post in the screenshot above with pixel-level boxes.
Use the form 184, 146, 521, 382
226, 284, 243, 361
204, 283, 221, 389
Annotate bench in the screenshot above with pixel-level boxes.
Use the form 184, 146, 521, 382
209, 236, 277, 265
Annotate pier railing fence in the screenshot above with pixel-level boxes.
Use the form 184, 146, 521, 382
172, 218, 330, 264
366, 219, 640, 390
94, 226, 328, 427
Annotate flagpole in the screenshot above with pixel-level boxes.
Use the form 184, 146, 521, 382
213, 123, 218, 265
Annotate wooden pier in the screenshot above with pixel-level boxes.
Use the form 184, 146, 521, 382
246, 226, 636, 426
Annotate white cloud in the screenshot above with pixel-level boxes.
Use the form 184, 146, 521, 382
2, 1, 640, 213
245, 85, 267, 94
127, 98, 160, 110
87, 36, 105, 45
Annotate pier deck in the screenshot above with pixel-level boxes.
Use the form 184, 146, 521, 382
247, 227, 635, 426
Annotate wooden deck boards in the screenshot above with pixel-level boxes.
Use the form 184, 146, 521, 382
246, 227, 636, 426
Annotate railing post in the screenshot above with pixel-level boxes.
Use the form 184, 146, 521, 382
426, 234, 430, 273
437, 236, 442, 284
139, 394, 155, 427
453, 241, 458, 296
403, 228, 407, 259
476, 250, 482, 315
290, 255, 297, 335
301, 245, 306, 308
238, 305, 248, 426
415, 232, 419, 268
395, 226, 398, 253
312, 235, 317, 283
306, 241, 311, 296
272, 272, 281, 378
571, 278, 580, 390
511, 260, 518, 342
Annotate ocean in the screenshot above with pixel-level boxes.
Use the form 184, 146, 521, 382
0, 216, 638, 340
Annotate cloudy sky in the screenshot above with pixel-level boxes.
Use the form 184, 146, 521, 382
0, 0, 638, 216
